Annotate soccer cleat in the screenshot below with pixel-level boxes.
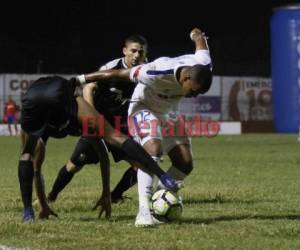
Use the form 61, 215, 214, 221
160, 174, 181, 191
155, 180, 185, 193
135, 207, 155, 227
22, 207, 35, 222
151, 215, 165, 225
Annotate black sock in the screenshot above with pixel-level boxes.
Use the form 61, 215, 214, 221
111, 167, 137, 199
121, 139, 165, 178
48, 165, 74, 201
18, 160, 34, 209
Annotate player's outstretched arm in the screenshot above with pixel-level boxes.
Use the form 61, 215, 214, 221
82, 83, 97, 107
33, 139, 58, 219
89, 138, 111, 218
190, 27, 209, 51
77, 68, 131, 85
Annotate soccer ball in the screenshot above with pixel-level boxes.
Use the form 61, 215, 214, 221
150, 189, 183, 222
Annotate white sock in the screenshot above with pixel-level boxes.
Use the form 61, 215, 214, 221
157, 165, 187, 189
137, 156, 160, 211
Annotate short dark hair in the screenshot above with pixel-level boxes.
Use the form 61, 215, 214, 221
124, 34, 148, 48
190, 64, 212, 94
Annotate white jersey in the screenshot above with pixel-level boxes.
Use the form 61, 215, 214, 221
128, 49, 211, 114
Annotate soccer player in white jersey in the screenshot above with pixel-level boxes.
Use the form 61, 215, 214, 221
76, 27, 212, 226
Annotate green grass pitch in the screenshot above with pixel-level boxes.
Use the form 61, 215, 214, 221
0, 134, 300, 249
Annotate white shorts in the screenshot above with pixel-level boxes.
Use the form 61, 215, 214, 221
128, 103, 192, 154
128, 109, 163, 146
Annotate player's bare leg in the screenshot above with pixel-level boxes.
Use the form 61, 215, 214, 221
18, 131, 38, 221
76, 97, 178, 218
167, 143, 193, 180
76, 96, 177, 189
19, 129, 59, 221
110, 159, 138, 203
32, 137, 58, 219
47, 160, 84, 202
8, 123, 12, 136
14, 121, 19, 135
156, 143, 192, 191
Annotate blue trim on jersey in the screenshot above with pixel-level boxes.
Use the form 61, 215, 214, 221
133, 116, 141, 135
146, 69, 174, 75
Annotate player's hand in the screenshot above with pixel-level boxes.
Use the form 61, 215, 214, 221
189, 28, 205, 41
39, 205, 58, 219
92, 193, 111, 219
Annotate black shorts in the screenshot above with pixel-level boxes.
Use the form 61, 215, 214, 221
104, 113, 130, 136
70, 137, 100, 167
70, 135, 129, 167
103, 113, 130, 162
21, 76, 80, 140
106, 142, 128, 163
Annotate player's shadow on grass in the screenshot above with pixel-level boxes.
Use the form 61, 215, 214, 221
177, 214, 300, 225
78, 214, 300, 225
79, 214, 136, 222
184, 197, 277, 205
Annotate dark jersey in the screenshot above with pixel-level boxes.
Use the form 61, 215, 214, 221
21, 76, 79, 141
70, 58, 138, 164
93, 58, 136, 130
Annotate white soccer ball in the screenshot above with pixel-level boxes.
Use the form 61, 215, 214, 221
150, 189, 183, 222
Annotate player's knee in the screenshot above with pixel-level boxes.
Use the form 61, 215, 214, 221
143, 139, 162, 157
20, 153, 32, 161
66, 161, 82, 173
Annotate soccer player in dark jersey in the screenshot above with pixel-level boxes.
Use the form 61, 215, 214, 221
18, 75, 179, 222
47, 35, 148, 205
